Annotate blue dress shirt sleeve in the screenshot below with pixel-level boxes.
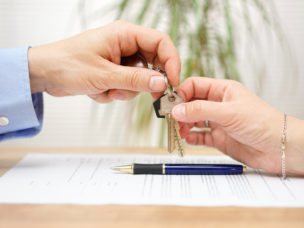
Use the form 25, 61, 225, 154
0, 46, 43, 142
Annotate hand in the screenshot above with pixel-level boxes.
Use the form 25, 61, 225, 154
28, 20, 180, 103
172, 77, 304, 175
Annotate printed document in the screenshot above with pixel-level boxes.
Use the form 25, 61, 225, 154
0, 153, 303, 207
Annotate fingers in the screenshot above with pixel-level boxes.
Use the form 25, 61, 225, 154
172, 100, 230, 124
135, 28, 181, 87
194, 121, 210, 128
184, 131, 214, 147
182, 126, 228, 150
179, 122, 211, 138
89, 89, 139, 103
106, 62, 166, 92
151, 92, 164, 100
176, 77, 231, 102
172, 78, 234, 125
185, 129, 262, 170
88, 93, 112, 103
113, 21, 181, 87
108, 89, 138, 100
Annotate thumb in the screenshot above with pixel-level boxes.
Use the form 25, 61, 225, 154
108, 64, 166, 92
172, 100, 229, 125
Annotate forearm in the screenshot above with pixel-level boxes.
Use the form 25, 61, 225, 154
0, 46, 43, 141
286, 116, 304, 175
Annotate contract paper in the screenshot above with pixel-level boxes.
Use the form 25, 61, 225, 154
0, 153, 303, 207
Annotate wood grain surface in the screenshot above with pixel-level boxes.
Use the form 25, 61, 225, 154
0, 147, 303, 228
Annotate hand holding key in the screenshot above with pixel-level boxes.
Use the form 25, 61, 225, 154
153, 71, 185, 157
124, 53, 185, 157
28, 20, 181, 102
171, 77, 304, 175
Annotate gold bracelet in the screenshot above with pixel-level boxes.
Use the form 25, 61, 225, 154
281, 113, 287, 179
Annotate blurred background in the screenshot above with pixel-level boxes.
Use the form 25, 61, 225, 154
0, 0, 304, 148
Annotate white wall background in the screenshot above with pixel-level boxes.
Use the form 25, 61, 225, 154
0, 0, 304, 148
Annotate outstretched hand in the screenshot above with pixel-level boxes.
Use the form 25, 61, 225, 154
172, 77, 304, 175
28, 20, 181, 103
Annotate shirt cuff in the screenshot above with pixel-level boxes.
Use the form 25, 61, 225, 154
0, 46, 43, 141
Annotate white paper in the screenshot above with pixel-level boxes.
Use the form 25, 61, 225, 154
0, 153, 303, 207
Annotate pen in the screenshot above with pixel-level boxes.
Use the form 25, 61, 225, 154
112, 164, 246, 175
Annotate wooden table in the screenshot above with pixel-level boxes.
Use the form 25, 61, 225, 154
0, 147, 303, 228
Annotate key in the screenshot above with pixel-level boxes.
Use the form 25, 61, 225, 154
153, 87, 185, 156
174, 120, 184, 157
165, 113, 175, 153
120, 53, 184, 155
151, 66, 185, 156
170, 115, 176, 153
153, 95, 175, 153
163, 94, 184, 156
160, 93, 183, 154
159, 93, 183, 116
157, 93, 182, 153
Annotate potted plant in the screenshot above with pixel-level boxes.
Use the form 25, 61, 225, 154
79, 0, 284, 146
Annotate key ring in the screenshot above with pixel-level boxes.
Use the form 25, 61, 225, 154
164, 74, 176, 102
153, 66, 175, 101
163, 73, 174, 97
121, 53, 176, 102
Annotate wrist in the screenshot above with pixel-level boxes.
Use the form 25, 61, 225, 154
28, 46, 48, 93
285, 116, 304, 175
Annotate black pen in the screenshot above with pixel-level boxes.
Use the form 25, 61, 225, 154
112, 163, 246, 175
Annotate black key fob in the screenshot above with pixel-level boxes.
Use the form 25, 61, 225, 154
153, 94, 165, 118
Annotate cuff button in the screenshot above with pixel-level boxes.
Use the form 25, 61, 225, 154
0, 116, 9, 126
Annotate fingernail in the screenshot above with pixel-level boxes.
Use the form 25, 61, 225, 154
149, 76, 165, 91
173, 105, 186, 119
114, 93, 125, 100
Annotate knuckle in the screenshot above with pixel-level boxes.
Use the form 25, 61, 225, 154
128, 69, 141, 89
187, 76, 200, 84
89, 75, 108, 93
